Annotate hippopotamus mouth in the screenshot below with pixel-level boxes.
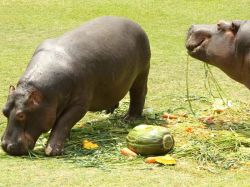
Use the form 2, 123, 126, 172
1, 131, 36, 156
185, 26, 212, 61
187, 39, 207, 55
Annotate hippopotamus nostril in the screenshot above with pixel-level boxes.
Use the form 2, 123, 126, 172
5, 142, 27, 156
6, 143, 15, 152
1, 139, 7, 149
186, 26, 196, 50
187, 25, 195, 38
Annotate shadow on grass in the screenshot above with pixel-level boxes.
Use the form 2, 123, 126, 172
21, 110, 167, 168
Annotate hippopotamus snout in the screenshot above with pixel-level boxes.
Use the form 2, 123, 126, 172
185, 25, 201, 52
185, 24, 219, 63
1, 140, 26, 156
185, 24, 216, 52
1, 140, 27, 156
185, 25, 194, 50
1, 132, 35, 156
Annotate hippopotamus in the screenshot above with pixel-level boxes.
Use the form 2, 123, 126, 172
186, 20, 250, 88
1, 16, 151, 156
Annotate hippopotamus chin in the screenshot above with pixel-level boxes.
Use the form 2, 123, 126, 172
1, 16, 151, 156
186, 20, 250, 88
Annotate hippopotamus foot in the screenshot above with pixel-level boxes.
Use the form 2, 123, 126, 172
45, 105, 87, 156
124, 69, 149, 121
123, 113, 143, 122
105, 103, 119, 114
45, 142, 64, 156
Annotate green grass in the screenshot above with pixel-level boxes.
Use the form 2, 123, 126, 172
0, 0, 250, 186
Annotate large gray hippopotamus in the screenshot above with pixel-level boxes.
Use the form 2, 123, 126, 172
186, 20, 250, 88
1, 16, 151, 156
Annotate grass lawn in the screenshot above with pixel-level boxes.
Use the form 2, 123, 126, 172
0, 0, 250, 186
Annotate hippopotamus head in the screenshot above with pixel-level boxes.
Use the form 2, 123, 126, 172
1, 85, 55, 155
186, 20, 250, 87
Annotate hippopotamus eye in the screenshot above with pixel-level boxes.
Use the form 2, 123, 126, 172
16, 111, 26, 121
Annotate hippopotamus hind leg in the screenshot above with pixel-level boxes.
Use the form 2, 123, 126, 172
124, 68, 149, 121
105, 103, 119, 114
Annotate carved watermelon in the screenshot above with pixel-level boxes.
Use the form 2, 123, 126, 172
126, 124, 174, 155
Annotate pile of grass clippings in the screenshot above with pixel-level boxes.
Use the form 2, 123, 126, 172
182, 57, 250, 170
25, 104, 249, 171
172, 125, 250, 170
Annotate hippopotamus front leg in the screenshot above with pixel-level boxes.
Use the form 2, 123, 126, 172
45, 105, 87, 156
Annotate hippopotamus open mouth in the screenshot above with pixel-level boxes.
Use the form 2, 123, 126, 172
1, 130, 36, 156
186, 24, 214, 58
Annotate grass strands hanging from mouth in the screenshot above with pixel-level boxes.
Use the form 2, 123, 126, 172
185, 55, 196, 116
203, 63, 226, 102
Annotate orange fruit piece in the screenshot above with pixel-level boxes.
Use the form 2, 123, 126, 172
120, 148, 137, 157
162, 113, 178, 119
145, 157, 157, 163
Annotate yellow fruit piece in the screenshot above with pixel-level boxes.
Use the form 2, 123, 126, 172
82, 139, 99, 149
155, 154, 176, 165
245, 162, 250, 167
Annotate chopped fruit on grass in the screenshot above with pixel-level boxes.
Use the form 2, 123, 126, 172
145, 155, 176, 165
199, 116, 214, 125
162, 113, 178, 119
145, 157, 157, 163
120, 148, 137, 157
155, 155, 176, 165
185, 127, 193, 133
245, 162, 250, 167
82, 139, 99, 149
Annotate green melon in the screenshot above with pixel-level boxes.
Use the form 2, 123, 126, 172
126, 124, 174, 155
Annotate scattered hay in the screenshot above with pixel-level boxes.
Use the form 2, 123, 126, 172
182, 56, 250, 170
23, 104, 250, 171
14, 57, 250, 171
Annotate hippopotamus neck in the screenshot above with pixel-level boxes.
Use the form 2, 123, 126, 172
214, 52, 250, 89
18, 51, 75, 114
240, 52, 250, 89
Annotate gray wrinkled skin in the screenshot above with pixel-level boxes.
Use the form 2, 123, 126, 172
186, 20, 250, 88
1, 16, 151, 156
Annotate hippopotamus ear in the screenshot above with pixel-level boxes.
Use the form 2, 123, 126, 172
9, 85, 15, 95
28, 90, 43, 106
3, 85, 15, 117
231, 21, 241, 34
